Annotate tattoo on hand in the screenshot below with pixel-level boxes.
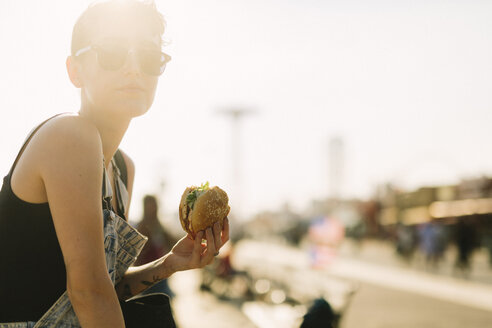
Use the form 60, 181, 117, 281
141, 275, 162, 287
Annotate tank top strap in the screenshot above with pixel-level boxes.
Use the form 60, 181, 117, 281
102, 159, 113, 212
110, 156, 128, 220
8, 113, 71, 176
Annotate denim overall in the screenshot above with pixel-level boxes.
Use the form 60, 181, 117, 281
0, 157, 147, 327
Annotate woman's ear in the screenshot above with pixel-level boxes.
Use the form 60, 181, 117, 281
66, 56, 83, 88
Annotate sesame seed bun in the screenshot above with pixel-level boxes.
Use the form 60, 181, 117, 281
179, 185, 230, 237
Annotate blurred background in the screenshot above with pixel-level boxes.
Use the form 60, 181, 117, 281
1, 0, 492, 327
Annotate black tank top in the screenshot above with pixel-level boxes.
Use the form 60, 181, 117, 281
0, 114, 128, 322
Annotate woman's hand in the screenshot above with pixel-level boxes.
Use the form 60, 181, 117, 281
168, 218, 230, 272
117, 218, 229, 299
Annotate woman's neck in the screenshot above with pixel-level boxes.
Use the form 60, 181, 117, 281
78, 105, 131, 167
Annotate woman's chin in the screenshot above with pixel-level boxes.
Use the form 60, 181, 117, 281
112, 102, 152, 119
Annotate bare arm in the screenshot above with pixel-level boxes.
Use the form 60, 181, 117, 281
36, 116, 125, 327
116, 219, 229, 299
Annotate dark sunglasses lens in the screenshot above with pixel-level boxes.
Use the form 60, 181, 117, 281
138, 49, 167, 76
96, 45, 127, 70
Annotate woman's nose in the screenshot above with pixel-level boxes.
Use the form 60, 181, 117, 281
122, 49, 141, 75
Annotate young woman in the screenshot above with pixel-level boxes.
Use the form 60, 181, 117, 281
0, 1, 229, 327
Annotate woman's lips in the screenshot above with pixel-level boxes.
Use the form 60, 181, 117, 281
117, 83, 145, 92
117, 87, 144, 93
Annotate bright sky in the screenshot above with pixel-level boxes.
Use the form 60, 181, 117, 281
1, 0, 492, 221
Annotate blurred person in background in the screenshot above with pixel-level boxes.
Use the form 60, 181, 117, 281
453, 218, 478, 278
308, 216, 345, 268
135, 195, 177, 298
418, 221, 446, 271
395, 222, 417, 262
300, 297, 338, 328
0, 0, 229, 326
347, 218, 366, 253
482, 232, 492, 268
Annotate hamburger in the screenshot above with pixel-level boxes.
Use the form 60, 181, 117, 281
179, 182, 230, 237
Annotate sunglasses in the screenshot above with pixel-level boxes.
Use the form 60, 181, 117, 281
74, 41, 171, 76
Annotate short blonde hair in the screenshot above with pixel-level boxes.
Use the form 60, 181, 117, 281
71, 0, 166, 55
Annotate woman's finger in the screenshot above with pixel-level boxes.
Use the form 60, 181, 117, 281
213, 221, 221, 251
201, 228, 216, 266
191, 231, 204, 267
221, 217, 230, 245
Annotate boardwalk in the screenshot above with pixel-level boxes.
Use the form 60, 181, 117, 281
169, 239, 492, 328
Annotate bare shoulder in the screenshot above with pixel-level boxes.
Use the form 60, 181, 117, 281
11, 114, 103, 203
35, 114, 102, 152
30, 114, 103, 170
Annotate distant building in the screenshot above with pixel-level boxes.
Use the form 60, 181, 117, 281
377, 177, 492, 227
